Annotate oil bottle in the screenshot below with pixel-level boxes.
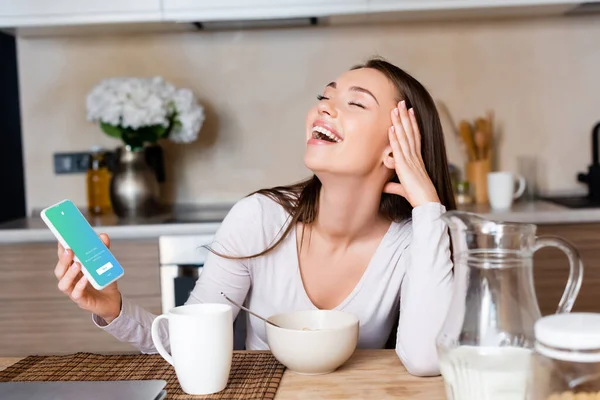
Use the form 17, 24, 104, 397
86, 146, 112, 216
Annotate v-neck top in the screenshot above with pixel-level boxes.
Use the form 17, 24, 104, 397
291, 220, 396, 313
93, 193, 454, 376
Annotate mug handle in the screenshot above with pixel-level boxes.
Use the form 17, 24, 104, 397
533, 236, 584, 314
151, 315, 174, 366
513, 175, 527, 199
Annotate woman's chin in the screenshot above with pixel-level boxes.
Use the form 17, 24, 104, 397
304, 152, 332, 174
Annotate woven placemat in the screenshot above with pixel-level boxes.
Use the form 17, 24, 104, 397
0, 351, 285, 399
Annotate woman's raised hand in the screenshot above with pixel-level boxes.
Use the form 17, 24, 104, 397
383, 100, 440, 207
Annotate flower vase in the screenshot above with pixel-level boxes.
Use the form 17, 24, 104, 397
110, 146, 161, 219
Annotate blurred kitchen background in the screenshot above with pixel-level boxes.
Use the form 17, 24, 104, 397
3, 1, 600, 357
2, 2, 600, 216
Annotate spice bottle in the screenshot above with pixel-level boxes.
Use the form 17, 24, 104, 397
455, 181, 473, 205
86, 146, 112, 216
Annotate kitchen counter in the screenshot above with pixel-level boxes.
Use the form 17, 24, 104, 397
0, 350, 446, 399
0, 203, 234, 244
458, 199, 600, 224
1, 200, 599, 244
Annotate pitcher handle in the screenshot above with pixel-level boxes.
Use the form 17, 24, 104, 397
534, 236, 584, 314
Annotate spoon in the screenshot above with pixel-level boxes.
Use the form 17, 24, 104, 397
568, 372, 600, 389
220, 292, 281, 328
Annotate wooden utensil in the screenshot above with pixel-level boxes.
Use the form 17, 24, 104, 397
474, 130, 487, 160
475, 115, 494, 160
486, 110, 495, 159
459, 120, 477, 161
220, 292, 281, 328
475, 118, 487, 156
475, 117, 487, 134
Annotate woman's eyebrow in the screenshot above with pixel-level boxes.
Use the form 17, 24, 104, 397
325, 82, 379, 105
350, 86, 379, 105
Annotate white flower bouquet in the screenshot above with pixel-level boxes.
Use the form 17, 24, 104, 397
86, 76, 205, 150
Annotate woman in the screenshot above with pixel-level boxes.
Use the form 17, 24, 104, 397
54, 58, 455, 377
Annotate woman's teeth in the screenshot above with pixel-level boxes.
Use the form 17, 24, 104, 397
312, 126, 341, 143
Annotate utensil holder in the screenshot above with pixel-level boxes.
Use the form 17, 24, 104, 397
466, 158, 492, 204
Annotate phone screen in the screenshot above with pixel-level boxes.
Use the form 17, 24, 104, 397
44, 200, 123, 287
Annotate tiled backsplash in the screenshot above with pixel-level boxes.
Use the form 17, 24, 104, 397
17, 14, 600, 213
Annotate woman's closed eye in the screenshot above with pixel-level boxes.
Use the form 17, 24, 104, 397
316, 94, 366, 109
348, 101, 365, 109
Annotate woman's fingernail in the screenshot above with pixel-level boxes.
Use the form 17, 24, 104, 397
394, 108, 399, 116
400, 100, 406, 108
64, 249, 69, 255
390, 126, 395, 133
409, 108, 415, 115
71, 263, 78, 270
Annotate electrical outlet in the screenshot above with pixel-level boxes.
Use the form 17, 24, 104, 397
54, 152, 90, 174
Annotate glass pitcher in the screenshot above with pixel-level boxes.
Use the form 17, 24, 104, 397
436, 211, 583, 400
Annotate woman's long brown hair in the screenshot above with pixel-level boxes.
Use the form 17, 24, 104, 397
209, 57, 456, 259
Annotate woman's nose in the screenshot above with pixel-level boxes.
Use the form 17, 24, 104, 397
318, 99, 337, 118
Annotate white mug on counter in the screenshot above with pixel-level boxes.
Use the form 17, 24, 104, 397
487, 171, 527, 210
151, 303, 233, 395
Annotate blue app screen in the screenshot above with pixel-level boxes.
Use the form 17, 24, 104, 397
45, 201, 123, 287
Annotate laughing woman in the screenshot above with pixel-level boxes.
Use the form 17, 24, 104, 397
53, 58, 455, 376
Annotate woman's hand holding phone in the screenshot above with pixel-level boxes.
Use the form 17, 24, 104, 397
54, 233, 122, 323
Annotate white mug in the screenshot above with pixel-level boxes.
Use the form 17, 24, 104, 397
487, 171, 527, 210
151, 304, 233, 395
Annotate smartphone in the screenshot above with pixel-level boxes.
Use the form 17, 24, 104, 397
41, 199, 124, 290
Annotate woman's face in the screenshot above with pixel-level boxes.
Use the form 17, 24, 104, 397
304, 67, 399, 178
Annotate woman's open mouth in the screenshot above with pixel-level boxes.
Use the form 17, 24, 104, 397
311, 125, 343, 143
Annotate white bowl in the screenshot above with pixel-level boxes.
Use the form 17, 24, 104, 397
265, 309, 359, 375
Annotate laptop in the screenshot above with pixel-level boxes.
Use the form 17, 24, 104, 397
0, 380, 167, 400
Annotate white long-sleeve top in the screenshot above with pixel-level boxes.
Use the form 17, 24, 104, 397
93, 193, 454, 376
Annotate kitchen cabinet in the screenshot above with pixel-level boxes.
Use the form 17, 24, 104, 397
0, 239, 161, 357
534, 223, 600, 316
0, 0, 587, 31
368, 0, 581, 9
162, 0, 368, 22
0, 0, 162, 28
162, 0, 583, 22
365, 0, 583, 19
0, 222, 598, 357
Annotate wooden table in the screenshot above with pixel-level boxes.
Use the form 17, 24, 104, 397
0, 350, 446, 399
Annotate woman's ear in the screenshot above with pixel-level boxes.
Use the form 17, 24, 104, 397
383, 145, 395, 170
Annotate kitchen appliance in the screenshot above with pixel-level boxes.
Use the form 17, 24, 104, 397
577, 121, 600, 201
544, 121, 600, 208
158, 234, 246, 350
436, 210, 583, 400
0, 32, 26, 224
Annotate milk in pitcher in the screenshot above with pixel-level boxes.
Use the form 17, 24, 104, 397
439, 345, 532, 400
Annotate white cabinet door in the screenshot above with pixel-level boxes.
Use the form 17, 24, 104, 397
368, 0, 581, 12
163, 0, 368, 22
0, 0, 162, 27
